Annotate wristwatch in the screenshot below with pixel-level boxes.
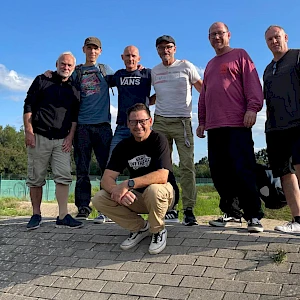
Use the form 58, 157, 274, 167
128, 179, 135, 189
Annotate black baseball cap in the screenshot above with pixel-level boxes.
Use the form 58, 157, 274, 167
156, 35, 176, 46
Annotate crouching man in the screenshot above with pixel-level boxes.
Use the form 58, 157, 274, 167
92, 103, 175, 254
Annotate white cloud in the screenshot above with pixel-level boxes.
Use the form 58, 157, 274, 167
252, 103, 266, 137
110, 104, 118, 132
0, 64, 33, 92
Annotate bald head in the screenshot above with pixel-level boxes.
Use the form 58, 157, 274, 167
121, 45, 141, 71
209, 22, 229, 34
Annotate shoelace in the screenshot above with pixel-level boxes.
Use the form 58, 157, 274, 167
152, 232, 162, 243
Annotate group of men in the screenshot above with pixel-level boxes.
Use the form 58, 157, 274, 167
23, 21, 300, 255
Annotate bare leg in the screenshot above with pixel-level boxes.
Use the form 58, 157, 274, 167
281, 172, 300, 217
30, 187, 42, 215
56, 183, 69, 219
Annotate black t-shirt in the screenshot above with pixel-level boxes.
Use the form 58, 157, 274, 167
263, 49, 300, 132
107, 130, 176, 193
107, 68, 151, 125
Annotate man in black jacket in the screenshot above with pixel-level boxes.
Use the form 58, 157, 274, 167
23, 51, 82, 230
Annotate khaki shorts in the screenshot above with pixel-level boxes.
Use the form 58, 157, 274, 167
26, 134, 72, 187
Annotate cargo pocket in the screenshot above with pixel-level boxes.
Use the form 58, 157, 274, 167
27, 155, 35, 181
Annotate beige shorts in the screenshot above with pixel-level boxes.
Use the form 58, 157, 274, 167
26, 134, 72, 187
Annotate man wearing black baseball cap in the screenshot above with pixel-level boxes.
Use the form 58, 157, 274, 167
151, 35, 203, 226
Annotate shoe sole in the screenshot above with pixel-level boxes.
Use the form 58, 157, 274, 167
209, 221, 242, 227
120, 232, 150, 250
149, 240, 167, 254
182, 221, 198, 226
248, 227, 264, 233
55, 224, 84, 229
274, 228, 300, 233
164, 219, 180, 223
75, 217, 89, 220
27, 223, 41, 231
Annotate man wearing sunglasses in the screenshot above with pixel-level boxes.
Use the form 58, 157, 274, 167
92, 103, 175, 254
264, 25, 300, 233
151, 35, 203, 226
197, 22, 264, 232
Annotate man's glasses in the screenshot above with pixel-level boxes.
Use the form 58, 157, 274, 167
157, 45, 174, 51
209, 31, 228, 39
272, 62, 277, 75
128, 118, 150, 126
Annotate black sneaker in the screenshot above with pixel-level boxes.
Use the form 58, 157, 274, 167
56, 214, 84, 228
247, 218, 264, 233
75, 207, 91, 220
164, 209, 179, 223
182, 207, 198, 226
27, 214, 42, 230
209, 213, 242, 227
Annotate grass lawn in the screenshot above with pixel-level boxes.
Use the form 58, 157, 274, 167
0, 185, 292, 222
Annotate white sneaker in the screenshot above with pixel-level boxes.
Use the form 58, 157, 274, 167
274, 221, 300, 233
120, 222, 150, 250
94, 213, 113, 224
148, 228, 167, 255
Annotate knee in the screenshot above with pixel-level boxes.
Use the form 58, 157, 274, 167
144, 184, 171, 203
92, 189, 112, 212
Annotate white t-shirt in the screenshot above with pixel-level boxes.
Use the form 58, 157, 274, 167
151, 59, 201, 117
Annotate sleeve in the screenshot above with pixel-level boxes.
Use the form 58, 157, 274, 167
241, 50, 263, 113
107, 72, 118, 87
23, 75, 41, 114
71, 86, 80, 122
198, 74, 207, 126
106, 140, 127, 173
187, 62, 201, 84
104, 64, 115, 76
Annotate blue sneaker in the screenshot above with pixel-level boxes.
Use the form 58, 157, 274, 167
27, 214, 42, 230
56, 214, 83, 228
94, 213, 113, 224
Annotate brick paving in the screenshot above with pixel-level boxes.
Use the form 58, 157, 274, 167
0, 217, 299, 299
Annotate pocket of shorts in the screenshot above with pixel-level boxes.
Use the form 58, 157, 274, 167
27, 156, 35, 180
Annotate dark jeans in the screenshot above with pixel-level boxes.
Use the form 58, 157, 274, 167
74, 123, 112, 209
207, 127, 263, 221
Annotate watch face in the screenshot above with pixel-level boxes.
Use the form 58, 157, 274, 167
128, 179, 135, 188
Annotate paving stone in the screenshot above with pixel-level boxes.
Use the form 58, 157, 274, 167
72, 258, 100, 268
157, 286, 191, 299
189, 288, 224, 300
287, 253, 300, 263
80, 291, 110, 300
52, 277, 82, 289
123, 272, 155, 284
73, 268, 103, 279
51, 266, 80, 277
256, 261, 292, 272
244, 282, 282, 295
165, 237, 185, 246
69, 234, 93, 242
7, 283, 37, 296
291, 263, 300, 273
235, 270, 270, 282
76, 279, 106, 292
30, 255, 57, 265
98, 270, 128, 281
260, 296, 298, 300
161, 245, 190, 255
140, 254, 170, 263
30, 264, 58, 275
101, 281, 132, 294
71, 241, 97, 250
228, 234, 258, 242
10, 263, 33, 273
0, 271, 15, 281
10, 272, 36, 283
208, 240, 238, 249
96, 260, 124, 270
244, 250, 273, 261
215, 248, 246, 259
180, 275, 213, 289
203, 267, 237, 280
0, 253, 17, 262
150, 273, 183, 286
31, 275, 59, 286
182, 238, 209, 247
128, 283, 161, 297
175, 231, 203, 239
211, 278, 246, 292
50, 248, 76, 257
236, 242, 268, 251
51, 233, 73, 241
89, 235, 114, 244
223, 291, 259, 300
267, 243, 300, 253
52, 256, 78, 266
269, 272, 300, 285
53, 288, 84, 300
225, 258, 258, 270
120, 261, 150, 272
115, 252, 144, 261
173, 265, 205, 276
202, 232, 232, 240
195, 256, 227, 267
280, 284, 300, 297
187, 247, 217, 256
30, 286, 60, 299
166, 254, 197, 265
145, 263, 177, 274
72, 249, 97, 259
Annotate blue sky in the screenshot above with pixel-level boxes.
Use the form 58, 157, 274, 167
0, 0, 299, 164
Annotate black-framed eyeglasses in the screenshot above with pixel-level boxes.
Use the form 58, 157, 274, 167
209, 31, 228, 39
272, 62, 277, 75
128, 118, 150, 126
157, 45, 174, 51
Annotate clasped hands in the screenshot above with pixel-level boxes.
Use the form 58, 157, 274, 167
110, 182, 136, 207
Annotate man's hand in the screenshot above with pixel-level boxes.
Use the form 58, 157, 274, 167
196, 125, 206, 138
25, 131, 35, 148
137, 64, 145, 70
243, 111, 257, 128
110, 182, 130, 203
44, 70, 53, 78
119, 190, 137, 206
62, 135, 73, 152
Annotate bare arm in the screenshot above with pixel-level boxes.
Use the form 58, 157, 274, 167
149, 93, 156, 105
23, 112, 35, 147
193, 79, 203, 93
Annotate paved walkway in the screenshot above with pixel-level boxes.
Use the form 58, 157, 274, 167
0, 217, 299, 300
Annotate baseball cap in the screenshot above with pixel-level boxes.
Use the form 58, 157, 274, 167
84, 37, 101, 48
156, 35, 176, 46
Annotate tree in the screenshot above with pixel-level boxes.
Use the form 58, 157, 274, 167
255, 148, 268, 165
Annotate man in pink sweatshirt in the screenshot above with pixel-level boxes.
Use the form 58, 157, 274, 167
197, 22, 264, 232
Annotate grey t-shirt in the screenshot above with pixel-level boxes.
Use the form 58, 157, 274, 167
263, 49, 300, 132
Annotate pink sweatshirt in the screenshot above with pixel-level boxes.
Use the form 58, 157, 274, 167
198, 48, 263, 130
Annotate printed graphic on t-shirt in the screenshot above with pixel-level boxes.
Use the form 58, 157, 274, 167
128, 154, 151, 170
81, 70, 100, 97
220, 63, 228, 74
154, 72, 181, 84
120, 77, 141, 85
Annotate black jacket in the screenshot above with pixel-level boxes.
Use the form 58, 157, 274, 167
24, 72, 80, 139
